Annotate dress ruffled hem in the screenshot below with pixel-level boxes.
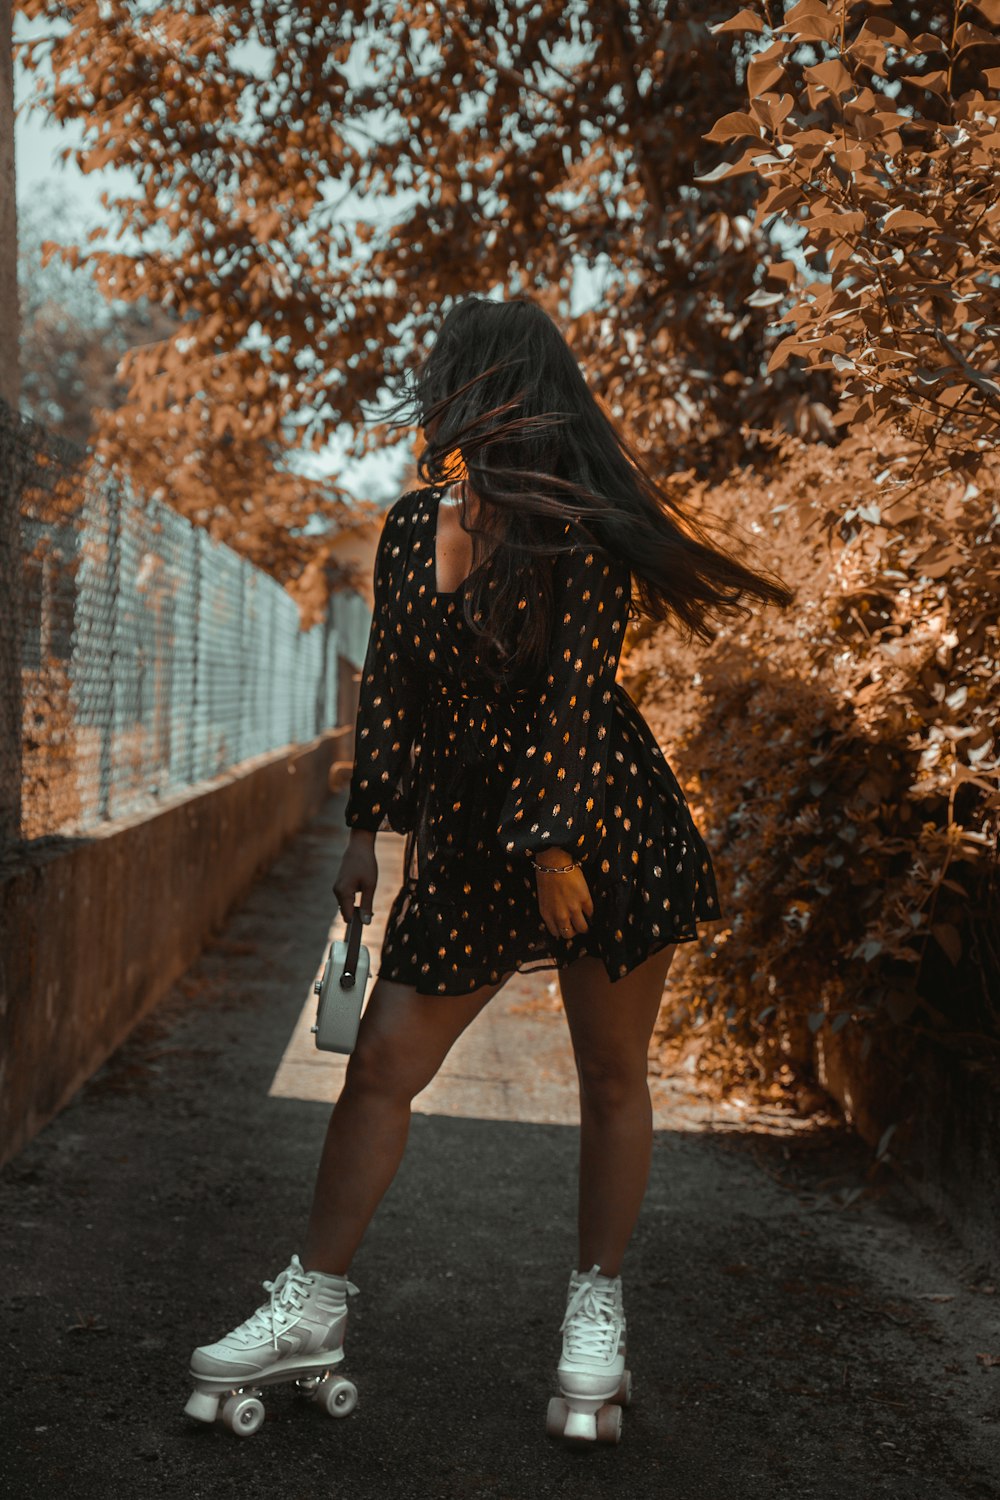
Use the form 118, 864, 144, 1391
375, 877, 725, 996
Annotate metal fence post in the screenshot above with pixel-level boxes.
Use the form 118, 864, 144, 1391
188, 527, 202, 787
236, 565, 247, 765
97, 482, 122, 823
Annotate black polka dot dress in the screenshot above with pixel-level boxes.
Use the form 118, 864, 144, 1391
344, 485, 723, 995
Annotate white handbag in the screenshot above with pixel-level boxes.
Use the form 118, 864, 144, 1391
311, 906, 371, 1054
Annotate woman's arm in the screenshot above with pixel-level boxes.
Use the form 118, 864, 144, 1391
344, 499, 420, 834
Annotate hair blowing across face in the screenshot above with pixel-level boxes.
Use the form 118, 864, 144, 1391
379, 293, 795, 686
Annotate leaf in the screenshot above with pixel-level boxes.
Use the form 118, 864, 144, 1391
848, 31, 887, 70
778, 6, 839, 43
875, 1122, 897, 1161
747, 53, 788, 94
900, 70, 949, 94
805, 58, 854, 96
754, 183, 803, 225
931, 923, 962, 965
808, 209, 867, 235
746, 288, 787, 307
766, 337, 817, 372
954, 21, 999, 51
694, 149, 769, 183
766, 259, 800, 284
883, 207, 937, 232
752, 92, 795, 129
708, 8, 765, 34
911, 32, 947, 53
783, 0, 832, 16
862, 17, 915, 47
703, 110, 761, 145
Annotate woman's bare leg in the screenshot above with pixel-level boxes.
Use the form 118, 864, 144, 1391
558, 944, 678, 1278
302, 972, 507, 1276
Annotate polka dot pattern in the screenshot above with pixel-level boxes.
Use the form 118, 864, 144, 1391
344, 486, 723, 995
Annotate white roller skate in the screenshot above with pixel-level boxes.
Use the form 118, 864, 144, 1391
183, 1253, 360, 1437
546, 1263, 631, 1446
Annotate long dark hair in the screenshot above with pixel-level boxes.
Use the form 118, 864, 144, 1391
380, 294, 794, 684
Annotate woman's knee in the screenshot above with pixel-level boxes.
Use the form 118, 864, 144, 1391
344, 1029, 430, 1102
574, 1053, 648, 1110
346, 987, 466, 1102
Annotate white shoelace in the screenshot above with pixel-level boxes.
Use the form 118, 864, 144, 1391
560, 1273, 622, 1360
226, 1254, 359, 1351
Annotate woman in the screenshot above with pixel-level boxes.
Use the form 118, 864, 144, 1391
186, 295, 794, 1442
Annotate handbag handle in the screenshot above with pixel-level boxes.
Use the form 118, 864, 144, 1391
340, 903, 365, 988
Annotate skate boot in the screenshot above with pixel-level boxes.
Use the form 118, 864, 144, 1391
183, 1253, 360, 1437
546, 1263, 631, 1446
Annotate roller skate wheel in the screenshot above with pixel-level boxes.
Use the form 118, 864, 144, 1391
596, 1402, 623, 1444
316, 1374, 358, 1418
546, 1395, 570, 1439
183, 1389, 220, 1424
221, 1392, 265, 1436
614, 1368, 633, 1407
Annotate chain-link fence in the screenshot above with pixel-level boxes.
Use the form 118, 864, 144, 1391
2, 400, 354, 844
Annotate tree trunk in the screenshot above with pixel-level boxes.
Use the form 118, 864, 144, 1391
0, 0, 18, 410
0, 0, 22, 848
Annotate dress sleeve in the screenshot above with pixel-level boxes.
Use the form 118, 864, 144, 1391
343, 499, 419, 834
497, 543, 631, 864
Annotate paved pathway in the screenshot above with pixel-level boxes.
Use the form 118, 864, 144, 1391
2, 799, 997, 1499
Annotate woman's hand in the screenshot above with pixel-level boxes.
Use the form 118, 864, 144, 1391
333, 830, 378, 926
533, 849, 593, 940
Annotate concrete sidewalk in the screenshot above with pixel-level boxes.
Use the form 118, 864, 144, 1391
2, 798, 997, 1500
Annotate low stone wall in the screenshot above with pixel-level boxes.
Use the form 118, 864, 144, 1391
0, 726, 352, 1165
817, 1024, 1000, 1266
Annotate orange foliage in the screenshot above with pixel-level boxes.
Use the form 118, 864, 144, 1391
640, 0, 1000, 1094
16, 0, 831, 597
638, 429, 999, 1094
703, 0, 1000, 491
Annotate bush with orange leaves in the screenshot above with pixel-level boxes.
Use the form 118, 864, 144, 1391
639, 1, 1000, 1097
637, 430, 998, 1097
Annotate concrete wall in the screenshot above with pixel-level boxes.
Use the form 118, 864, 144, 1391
0, 724, 354, 1165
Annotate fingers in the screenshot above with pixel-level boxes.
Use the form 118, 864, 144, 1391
334, 891, 374, 926
333, 886, 353, 926
539, 901, 590, 940
358, 871, 376, 924
332, 874, 376, 926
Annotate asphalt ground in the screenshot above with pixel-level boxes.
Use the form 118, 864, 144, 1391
2, 797, 998, 1500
